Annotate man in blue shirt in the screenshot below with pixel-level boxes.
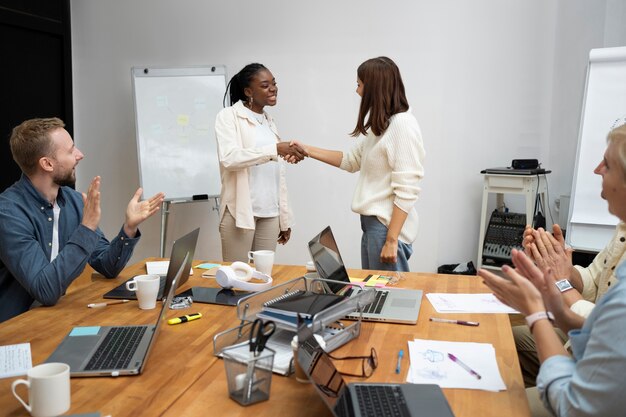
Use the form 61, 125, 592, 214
0, 117, 165, 322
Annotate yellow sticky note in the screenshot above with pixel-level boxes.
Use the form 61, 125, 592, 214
177, 114, 190, 126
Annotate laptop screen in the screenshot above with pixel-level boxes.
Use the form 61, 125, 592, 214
296, 323, 347, 413
160, 227, 199, 300
308, 226, 350, 294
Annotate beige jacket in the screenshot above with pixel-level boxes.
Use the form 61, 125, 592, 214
570, 221, 626, 317
215, 101, 293, 231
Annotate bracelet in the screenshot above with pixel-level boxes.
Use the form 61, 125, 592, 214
525, 311, 555, 332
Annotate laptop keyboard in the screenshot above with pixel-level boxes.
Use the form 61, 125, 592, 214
363, 290, 388, 314
354, 385, 411, 417
85, 326, 147, 371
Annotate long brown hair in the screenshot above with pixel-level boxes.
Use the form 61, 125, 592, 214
350, 57, 409, 137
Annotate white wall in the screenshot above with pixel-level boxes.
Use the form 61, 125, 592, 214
70, 0, 624, 272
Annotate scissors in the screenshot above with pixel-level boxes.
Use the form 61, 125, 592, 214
249, 318, 276, 356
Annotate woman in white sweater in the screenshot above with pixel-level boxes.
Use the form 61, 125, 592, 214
215, 63, 306, 262
295, 57, 425, 272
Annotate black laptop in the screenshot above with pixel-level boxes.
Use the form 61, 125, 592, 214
296, 323, 455, 417
103, 228, 199, 300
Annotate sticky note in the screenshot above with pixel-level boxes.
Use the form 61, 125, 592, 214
70, 327, 100, 336
176, 114, 190, 126
156, 95, 168, 107
196, 263, 221, 270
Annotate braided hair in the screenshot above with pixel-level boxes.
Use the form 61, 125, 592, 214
223, 63, 267, 107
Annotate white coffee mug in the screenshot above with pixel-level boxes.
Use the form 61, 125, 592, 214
11, 362, 71, 417
247, 250, 274, 276
126, 274, 160, 309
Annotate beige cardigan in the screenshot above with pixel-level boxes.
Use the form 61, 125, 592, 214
215, 101, 293, 231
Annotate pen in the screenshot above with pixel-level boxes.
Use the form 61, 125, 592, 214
429, 317, 479, 326
87, 300, 130, 308
395, 349, 404, 374
167, 312, 202, 325
448, 353, 482, 379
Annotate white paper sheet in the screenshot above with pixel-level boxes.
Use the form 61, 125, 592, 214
407, 339, 506, 391
426, 293, 518, 314
146, 261, 193, 275
0, 343, 32, 379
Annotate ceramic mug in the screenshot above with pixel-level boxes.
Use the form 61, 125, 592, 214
126, 274, 160, 309
247, 250, 274, 277
11, 362, 71, 417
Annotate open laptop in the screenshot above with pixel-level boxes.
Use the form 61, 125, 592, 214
296, 323, 455, 417
103, 227, 199, 300
45, 229, 198, 377
308, 226, 422, 324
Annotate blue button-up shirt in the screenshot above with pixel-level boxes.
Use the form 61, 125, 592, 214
0, 175, 140, 322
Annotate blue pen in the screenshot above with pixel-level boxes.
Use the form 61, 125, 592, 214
395, 350, 404, 374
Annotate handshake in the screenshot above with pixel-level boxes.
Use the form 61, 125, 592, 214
277, 141, 308, 164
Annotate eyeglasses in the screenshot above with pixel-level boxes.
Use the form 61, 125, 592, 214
326, 347, 378, 378
611, 117, 626, 130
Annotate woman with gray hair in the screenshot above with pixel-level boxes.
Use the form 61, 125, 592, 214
479, 123, 626, 416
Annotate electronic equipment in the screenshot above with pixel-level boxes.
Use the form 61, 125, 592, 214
482, 211, 526, 266
215, 262, 273, 292
511, 159, 539, 170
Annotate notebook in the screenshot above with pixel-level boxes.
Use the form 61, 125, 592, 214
44, 229, 198, 377
102, 228, 199, 300
308, 226, 422, 324
296, 324, 455, 417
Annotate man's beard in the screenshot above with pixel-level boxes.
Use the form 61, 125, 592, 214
54, 170, 76, 188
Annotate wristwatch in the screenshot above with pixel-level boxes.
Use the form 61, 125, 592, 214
555, 279, 574, 293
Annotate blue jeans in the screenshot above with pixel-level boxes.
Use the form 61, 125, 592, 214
360, 215, 413, 272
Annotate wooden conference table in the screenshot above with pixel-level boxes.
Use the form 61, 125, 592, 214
0, 259, 530, 417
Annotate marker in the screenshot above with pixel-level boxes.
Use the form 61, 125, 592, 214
429, 317, 479, 327
87, 300, 130, 308
395, 349, 404, 374
167, 312, 202, 325
448, 353, 482, 379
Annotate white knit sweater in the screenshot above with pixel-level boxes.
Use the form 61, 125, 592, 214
339, 109, 425, 244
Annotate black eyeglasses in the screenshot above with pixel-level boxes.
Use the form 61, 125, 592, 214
326, 347, 378, 378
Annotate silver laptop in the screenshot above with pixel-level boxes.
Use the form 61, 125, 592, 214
45, 228, 199, 377
308, 226, 422, 324
296, 323, 455, 417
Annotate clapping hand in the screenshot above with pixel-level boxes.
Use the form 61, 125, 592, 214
123, 188, 165, 237
523, 225, 573, 278
81, 176, 102, 231
277, 141, 307, 164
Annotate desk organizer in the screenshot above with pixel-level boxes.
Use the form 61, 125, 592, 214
222, 345, 275, 406
213, 276, 376, 375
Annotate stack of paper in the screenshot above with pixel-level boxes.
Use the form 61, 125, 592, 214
406, 339, 506, 391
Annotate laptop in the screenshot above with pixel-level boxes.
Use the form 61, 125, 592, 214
308, 226, 422, 324
296, 323, 455, 417
45, 229, 198, 377
103, 228, 199, 300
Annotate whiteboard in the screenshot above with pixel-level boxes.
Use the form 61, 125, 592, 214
567, 47, 626, 251
132, 66, 226, 201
